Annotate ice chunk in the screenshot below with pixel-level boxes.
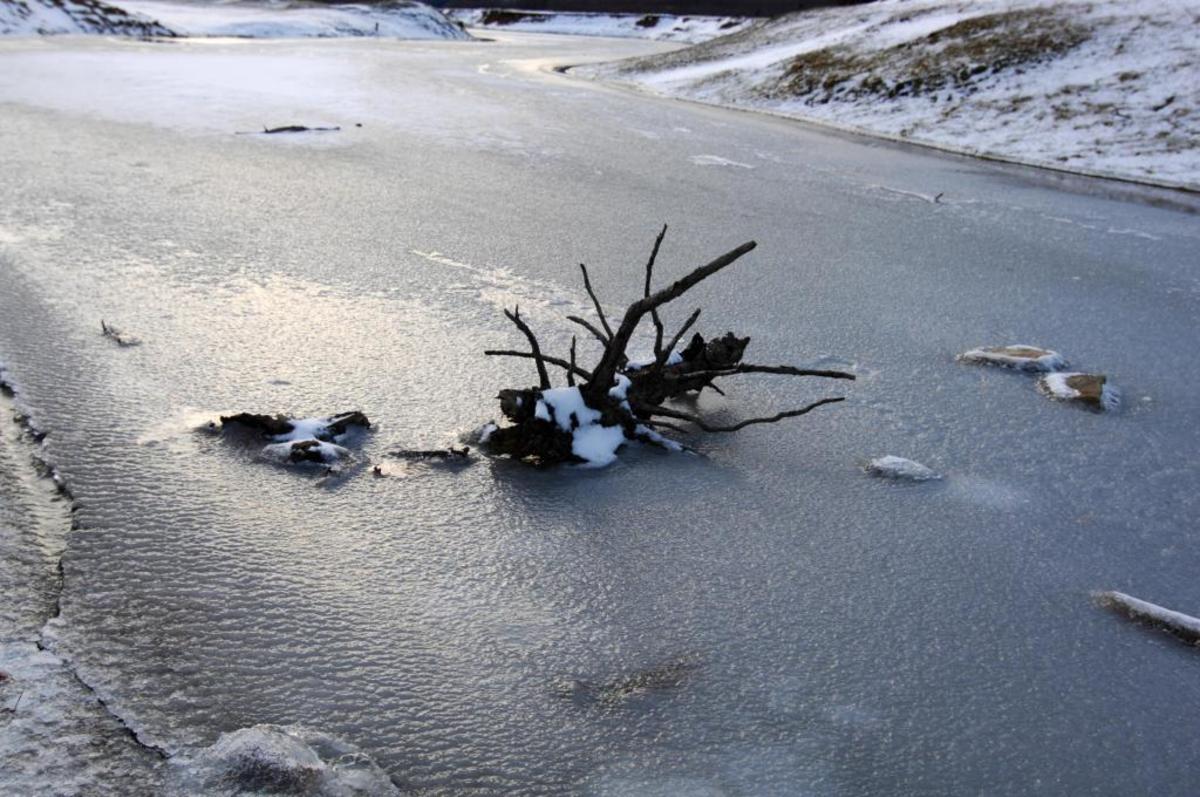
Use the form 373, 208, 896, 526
865, 455, 941, 482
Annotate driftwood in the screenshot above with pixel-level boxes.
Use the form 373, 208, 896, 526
1095, 591, 1200, 647
387, 447, 471, 461
235, 125, 342, 136
482, 227, 855, 465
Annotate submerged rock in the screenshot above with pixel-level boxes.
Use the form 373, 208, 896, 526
1037, 372, 1119, 411
957, 345, 1066, 372
174, 724, 398, 796
556, 657, 698, 708
865, 455, 941, 482
261, 439, 351, 465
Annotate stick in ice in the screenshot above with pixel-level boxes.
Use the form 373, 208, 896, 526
1095, 591, 1200, 646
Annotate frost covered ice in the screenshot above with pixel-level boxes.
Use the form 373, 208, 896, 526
592, 0, 1200, 188
169, 724, 398, 796
958, 345, 1067, 372
865, 455, 942, 482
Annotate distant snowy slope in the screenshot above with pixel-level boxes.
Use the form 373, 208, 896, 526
0, 0, 174, 35
447, 8, 748, 44
117, 0, 469, 39
588, 0, 1200, 189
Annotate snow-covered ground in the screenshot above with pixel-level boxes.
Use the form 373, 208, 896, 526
1, 0, 471, 39
119, 0, 469, 39
587, 0, 1200, 189
447, 7, 749, 44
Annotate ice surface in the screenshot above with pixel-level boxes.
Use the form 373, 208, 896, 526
2, 30, 1200, 797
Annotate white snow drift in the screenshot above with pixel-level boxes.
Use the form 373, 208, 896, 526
447, 8, 748, 44
591, 0, 1200, 189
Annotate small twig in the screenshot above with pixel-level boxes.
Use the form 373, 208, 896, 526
566, 315, 609, 349
638, 397, 845, 432
655, 307, 700, 368
567, 337, 577, 387
578, 264, 614, 342
643, 224, 668, 361
503, 306, 551, 390
484, 350, 592, 381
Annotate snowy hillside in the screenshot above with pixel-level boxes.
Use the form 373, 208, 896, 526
447, 7, 748, 44
1, 0, 470, 39
0, 0, 173, 35
588, 0, 1200, 189
118, 0, 470, 39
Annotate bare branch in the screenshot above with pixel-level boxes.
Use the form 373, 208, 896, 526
584, 239, 757, 403
656, 307, 700, 368
485, 350, 591, 381
578, 264, 614, 342
675, 364, 856, 382
503, 306, 552, 389
636, 417, 690, 435
636, 397, 845, 433
566, 315, 609, 349
567, 337, 577, 387
643, 224, 668, 360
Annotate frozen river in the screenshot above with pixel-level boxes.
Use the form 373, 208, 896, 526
1, 31, 1199, 795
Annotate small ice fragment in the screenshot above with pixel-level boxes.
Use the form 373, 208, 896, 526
865, 455, 941, 482
1037, 372, 1119, 412
957, 345, 1066, 372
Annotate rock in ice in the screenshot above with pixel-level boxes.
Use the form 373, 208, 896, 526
865, 455, 941, 482
1037, 372, 1119, 412
957, 345, 1067, 372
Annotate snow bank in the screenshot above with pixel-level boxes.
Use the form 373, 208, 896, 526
447, 8, 748, 44
592, 0, 1200, 189
170, 724, 398, 796
865, 455, 941, 482
0, 0, 174, 36
117, 0, 469, 40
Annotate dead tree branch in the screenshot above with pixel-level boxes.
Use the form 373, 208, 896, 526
578, 264, 614, 342
503, 306, 551, 390
481, 229, 852, 466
